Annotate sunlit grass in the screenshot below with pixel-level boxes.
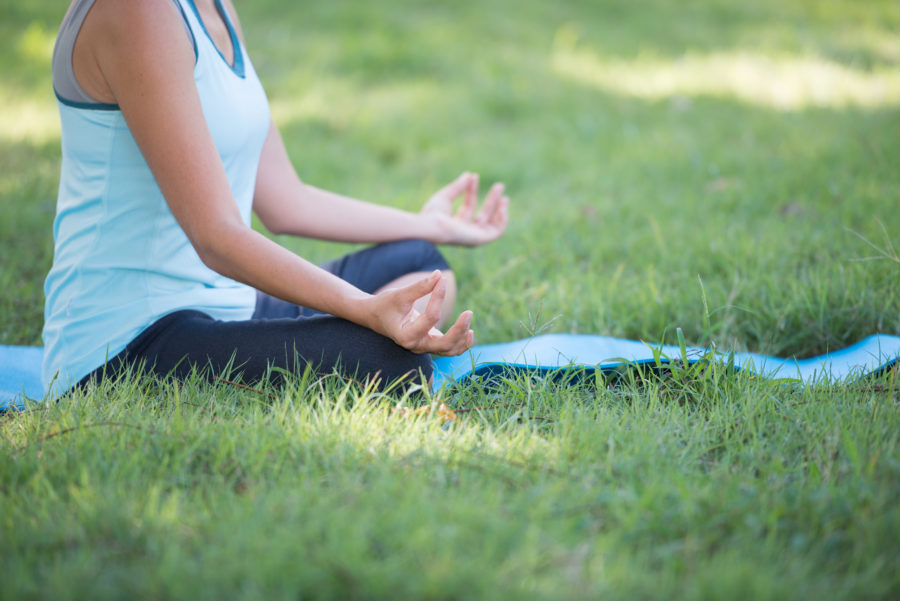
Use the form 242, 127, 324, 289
552, 29, 900, 110
0, 20, 58, 143
269, 79, 441, 129
0, 96, 59, 143
845, 29, 900, 64
17, 21, 55, 63
3, 366, 899, 600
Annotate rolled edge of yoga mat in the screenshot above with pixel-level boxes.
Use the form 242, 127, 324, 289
431, 333, 900, 389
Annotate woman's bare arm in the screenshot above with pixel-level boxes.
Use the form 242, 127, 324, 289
253, 121, 510, 246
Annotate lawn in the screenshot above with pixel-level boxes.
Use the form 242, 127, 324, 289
2, 0, 899, 599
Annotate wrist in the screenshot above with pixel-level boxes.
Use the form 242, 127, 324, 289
338, 290, 376, 329
417, 211, 452, 245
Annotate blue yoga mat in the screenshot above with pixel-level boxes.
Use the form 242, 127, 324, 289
4, 335, 900, 411
432, 334, 900, 388
1, 346, 44, 411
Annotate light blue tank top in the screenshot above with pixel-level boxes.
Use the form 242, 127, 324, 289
42, 0, 271, 397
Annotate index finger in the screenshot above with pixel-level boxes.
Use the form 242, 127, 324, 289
457, 173, 480, 221
475, 183, 504, 224
427, 310, 474, 356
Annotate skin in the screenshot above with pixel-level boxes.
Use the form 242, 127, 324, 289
67, 0, 509, 357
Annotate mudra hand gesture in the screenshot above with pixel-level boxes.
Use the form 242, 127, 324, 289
365, 172, 508, 356
367, 270, 474, 356
421, 172, 509, 247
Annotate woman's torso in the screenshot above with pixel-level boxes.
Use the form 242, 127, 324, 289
42, 0, 271, 397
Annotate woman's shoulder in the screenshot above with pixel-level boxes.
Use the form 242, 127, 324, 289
69, 0, 195, 103
81, 0, 192, 48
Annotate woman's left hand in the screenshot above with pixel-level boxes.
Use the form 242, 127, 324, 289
421, 172, 509, 246
362, 270, 474, 356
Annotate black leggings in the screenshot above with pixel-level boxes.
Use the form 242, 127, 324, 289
82, 240, 450, 391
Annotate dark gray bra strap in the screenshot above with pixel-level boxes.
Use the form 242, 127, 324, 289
53, 0, 195, 106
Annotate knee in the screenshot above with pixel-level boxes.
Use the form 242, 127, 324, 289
391, 239, 452, 273
438, 268, 457, 321
407, 239, 455, 310
420, 240, 451, 274
441, 268, 456, 296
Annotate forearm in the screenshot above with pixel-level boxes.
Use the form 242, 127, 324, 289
280, 183, 449, 243
253, 121, 450, 244
197, 221, 472, 356
199, 220, 374, 324
253, 122, 507, 248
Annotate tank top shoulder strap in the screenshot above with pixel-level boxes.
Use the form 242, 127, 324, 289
52, 0, 196, 108
180, 0, 246, 78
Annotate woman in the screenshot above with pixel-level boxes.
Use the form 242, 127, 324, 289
43, 0, 509, 397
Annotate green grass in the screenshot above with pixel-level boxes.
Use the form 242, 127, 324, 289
2, 0, 899, 598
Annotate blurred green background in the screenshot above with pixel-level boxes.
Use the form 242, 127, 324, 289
2, 0, 899, 354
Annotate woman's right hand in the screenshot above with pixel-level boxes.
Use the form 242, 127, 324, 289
363, 271, 474, 356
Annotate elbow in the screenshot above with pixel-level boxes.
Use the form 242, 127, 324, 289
259, 216, 288, 236
187, 220, 245, 278
252, 181, 309, 236
251, 202, 285, 235
194, 244, 227, 274
193, 239, 231, 277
